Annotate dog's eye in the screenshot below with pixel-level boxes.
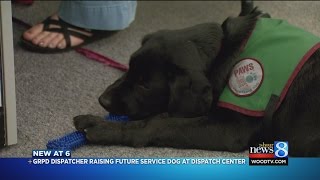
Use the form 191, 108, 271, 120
138, 83, 150, 90
137, 77, 150, 90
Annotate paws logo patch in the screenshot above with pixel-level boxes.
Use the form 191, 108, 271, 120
228, 58, 264, 96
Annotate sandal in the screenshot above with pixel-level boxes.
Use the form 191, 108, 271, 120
19, 16, 115, 53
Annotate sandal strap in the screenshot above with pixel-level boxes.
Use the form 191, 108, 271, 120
41, 17, 94, 48
42, 17, 62, 30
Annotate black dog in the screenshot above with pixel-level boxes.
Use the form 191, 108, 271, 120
74, 1, 320, 157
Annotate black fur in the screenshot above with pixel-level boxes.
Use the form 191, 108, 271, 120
74, 5, 320, 156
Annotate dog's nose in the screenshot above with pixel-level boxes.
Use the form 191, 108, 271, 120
99, 96, 112, 110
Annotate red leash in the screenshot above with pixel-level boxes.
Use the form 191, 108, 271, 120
12, 17, 129, 72
76, 48, 128, 72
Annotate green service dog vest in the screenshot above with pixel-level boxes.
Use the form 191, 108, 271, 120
218, 18, 320, 117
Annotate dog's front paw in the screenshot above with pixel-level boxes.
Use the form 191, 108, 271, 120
84, 124, 122, 144
73, 114, 105, 131
74, 114, 124, 145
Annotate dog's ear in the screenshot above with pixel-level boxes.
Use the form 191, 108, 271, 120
141, 33, 153, 45
168, 70, 212, 118
222, 7, 262, 47
166, 42, 212, 117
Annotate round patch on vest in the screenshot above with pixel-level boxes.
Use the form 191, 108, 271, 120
228, 58, 264, 96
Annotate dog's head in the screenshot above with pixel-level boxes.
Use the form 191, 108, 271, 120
99, 23, 223, 119
99, 8, 261, 120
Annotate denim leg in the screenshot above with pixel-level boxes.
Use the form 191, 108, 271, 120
58, 1, 137, 30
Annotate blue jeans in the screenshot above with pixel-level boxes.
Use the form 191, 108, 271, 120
58, 1, 137, 31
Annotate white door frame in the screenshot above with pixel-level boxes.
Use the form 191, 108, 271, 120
0, 1, 17, 146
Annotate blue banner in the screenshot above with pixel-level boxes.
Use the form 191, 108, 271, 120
0, 158, 319, 179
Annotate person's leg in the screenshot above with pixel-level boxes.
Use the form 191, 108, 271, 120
21, 1, 137, 52
58, 1, 137, 30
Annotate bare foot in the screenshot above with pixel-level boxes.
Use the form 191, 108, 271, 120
22, 14, 93, 49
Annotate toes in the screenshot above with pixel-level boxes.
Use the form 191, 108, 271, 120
22, 14, 90, 49
39, 32, 59, 48
31, 31, 50, 46
23, 24, 44, 41
57, 39, 67, 49
73, 115, 104, 131
22, 13, 92, 50
48, 34, 64, 49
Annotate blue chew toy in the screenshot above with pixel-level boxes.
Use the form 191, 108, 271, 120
105, 113, 129, 122
47, 131, 86, 150
47, 113, 129, 150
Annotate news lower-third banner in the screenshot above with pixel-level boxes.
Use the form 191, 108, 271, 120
0, 157, 319, 179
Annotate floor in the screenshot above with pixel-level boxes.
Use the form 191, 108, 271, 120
0, 1, 319, 157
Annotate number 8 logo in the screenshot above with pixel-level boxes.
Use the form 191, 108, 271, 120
274, 141, 288, 158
